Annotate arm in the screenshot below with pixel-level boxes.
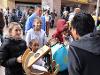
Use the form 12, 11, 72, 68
3, 57, 18, 68
0, 43, 18, 68
25, 31, 31, 46
25, 14, 36, 33
25, 17, 32, 33
68, 46, 81, 75
41, 16, 46, 31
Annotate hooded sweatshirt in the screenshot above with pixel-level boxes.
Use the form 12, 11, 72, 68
68, 30, 100, 75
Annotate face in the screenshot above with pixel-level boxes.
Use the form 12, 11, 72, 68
62, 22, 70, 36
75, 8, 81, 14
28, 9, 34, 16
70, 27, 79, 40
10, 25, 22, 39
34, 20, 42, 31
65, 22, 69, 29
31, 41, 39, 52
37, 8, 42, 17
62, 30, 68, 36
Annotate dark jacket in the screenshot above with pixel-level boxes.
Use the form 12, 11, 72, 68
0, 19, 5, 29
0, 37, 27, 75
10, 13, 19, 22
0, 12, 5, 35
68, 31, 100, 75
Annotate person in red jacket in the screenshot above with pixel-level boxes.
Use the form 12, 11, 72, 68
52, 19, 69, 43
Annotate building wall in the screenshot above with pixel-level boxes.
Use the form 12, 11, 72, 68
0, 0, 98, 15
0, 0, 7, 9
8, 0, 15, 10
61, 0, 97, 14
42, 0, 61, 17
0, 0, 15, 10
15, 0, 41, 3
53, 0, 61, 17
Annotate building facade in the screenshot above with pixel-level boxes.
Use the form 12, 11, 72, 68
0, 0, 99, 16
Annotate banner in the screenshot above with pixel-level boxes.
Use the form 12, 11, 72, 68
78, 0, 88, 3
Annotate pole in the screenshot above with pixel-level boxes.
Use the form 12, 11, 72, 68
95, 0, 100, 26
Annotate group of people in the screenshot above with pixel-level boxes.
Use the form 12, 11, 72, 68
0, 5, 100, 75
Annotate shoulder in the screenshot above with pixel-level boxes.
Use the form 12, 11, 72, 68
0, 38, 12, 48
41, 15, 45, 18
20, 39, 26, 43
2, 38, 11, 45
41, 29, 46, 34
28, 13, 36, 20
27, 28, 33, 33
19, 39, 27, 48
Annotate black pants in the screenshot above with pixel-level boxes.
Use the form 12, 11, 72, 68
0, 33, 3, 43
50, 20, 54, 28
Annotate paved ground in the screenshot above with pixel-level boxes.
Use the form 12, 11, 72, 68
47, 27, 56, 40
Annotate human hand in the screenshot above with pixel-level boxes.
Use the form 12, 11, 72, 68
17, 55, 22, 63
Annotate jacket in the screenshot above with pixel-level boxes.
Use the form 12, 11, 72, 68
25, 13, 46, 33
68, 31, 100, 75
0, 37, 27, 75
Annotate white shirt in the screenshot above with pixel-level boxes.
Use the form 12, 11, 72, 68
68, 12, 75, 22
25, 28, 47, 47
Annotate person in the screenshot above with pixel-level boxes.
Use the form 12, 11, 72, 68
44, 10, 51, 36
52, 19, 68, 43
4, 7, 10, 27
49, 36, 69, 75
68, 13, 99, 75
68, 7, 81, 22
25, 17, 47, 47
0, 8, 3, 13
50, 10, 57, 28
0, 12, 5, 36
48, 19, 70, 75
25, 39, 50, 75
20, 6, 34, 35
25, 5, 46, 33
16, 7, 22, 20
28, 39, 45, 67
92, 12, 100, 27
62, 11, 69, 21
0, 22, 27, 75
9, 9, 19, 22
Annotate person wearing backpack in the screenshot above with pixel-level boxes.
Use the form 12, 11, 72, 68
9, 9, 19, 22
49, 19, 70, 75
